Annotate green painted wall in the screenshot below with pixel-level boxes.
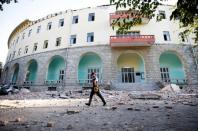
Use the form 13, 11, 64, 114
159, 52, 185, 82
27, 60, 38, 82
78, 53, 102, 81
47, 56, 65, 81
117, 53, 144, 72
12, 65, 19, 83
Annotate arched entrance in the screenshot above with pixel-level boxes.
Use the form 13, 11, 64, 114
78, 52, 102, 84
11, 63, 19, 84
47, 56, 65, 82
117, 53, 145, 83
159, 51, 186, 83
25, 59, 38, 82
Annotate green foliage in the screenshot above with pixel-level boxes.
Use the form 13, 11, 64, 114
0, 0, 18, 11
110, 0, 198, 43
110, 0, 159, 34
170, 0, 198, 43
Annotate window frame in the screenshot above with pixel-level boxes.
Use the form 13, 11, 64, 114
87, 32, 94, 42
88, 13, 95, 21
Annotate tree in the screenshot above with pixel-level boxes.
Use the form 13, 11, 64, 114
110, 0, 198, 43
0, 0, 18, 11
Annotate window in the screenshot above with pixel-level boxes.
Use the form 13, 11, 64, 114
28, 29, 32, 37
22, 33, 25, 39
37, 26, 41, 33
72, 16, 78, 24
121, 68, 135, 83
12, 51, 16, 59
18, 48, 21, 56
9, 54, 12, 61
163, 31, 171, 41
87, 68, 100, 83
47, 22, 52, 30
88, 13, 95, 21
59, 70, 65, 81
56, 37, 61, 46
16, 36, 19, 43
158, 10, 166, 20
160, 67, 170, 82
24, 46, 28, 54
70, 35, 76, 44
43, 40, 48, 49
33, 43, 38, 52
180, 33, 188, 42
87, 32, 94, 42
117, 31, 140, 36
59, 19, 64, 27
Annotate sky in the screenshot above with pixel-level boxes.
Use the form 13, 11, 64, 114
0, 0, 177, 66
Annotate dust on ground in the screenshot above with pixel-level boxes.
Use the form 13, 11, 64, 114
0, 88, 198, 131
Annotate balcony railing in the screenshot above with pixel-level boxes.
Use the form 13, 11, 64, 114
110, 35, 155, 47
110, 11, 150, 24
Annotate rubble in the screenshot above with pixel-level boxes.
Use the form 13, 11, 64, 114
47, 122, 54, 127
66, 124, 73, 130
15, 117, 21, 122
66, 110, 81, 115
0, 120, 8, 126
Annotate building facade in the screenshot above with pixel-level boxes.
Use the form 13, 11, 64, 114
2, 5, 198, 91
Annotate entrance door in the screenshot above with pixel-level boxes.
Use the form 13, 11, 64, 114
160, 67, 170, 82
121, 67, 135, 83
87, 68, 100, 83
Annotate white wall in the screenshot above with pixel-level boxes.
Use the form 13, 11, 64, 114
6, 4, 192, 63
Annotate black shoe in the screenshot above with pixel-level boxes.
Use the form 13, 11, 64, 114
103, 102, 106, 106
85, 103, 90, 106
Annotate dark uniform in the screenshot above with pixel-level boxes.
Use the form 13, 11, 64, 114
85, 74, 106, 106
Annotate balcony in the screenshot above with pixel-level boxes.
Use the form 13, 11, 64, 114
110, 35, 155, 47
110, 11, 150, 25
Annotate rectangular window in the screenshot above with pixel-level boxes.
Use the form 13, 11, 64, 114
37, 26, 41, 33
121, 68, 135, 83
72, 16, 78, 24
33, 43, 38, 52
88, 13, 95, 21
16, 36, 19, 43
24, 46, 28, 54
43, 40, 48, 49
12, 51, 16, 59
87, 32, 94, 42
28, 29, 32, 37
117, 31, 140, 36
47, 22, 52, 30
56, 37, 61, 46
87, 68, 100, 83
160, 67, 170, 82
163, 31, 171, 41
22, 33, 25, 39
59, 19, 64, 27
59, 70, 65, 81
18, 48, 21, 56
9, 54, 12, 61
70, 35, 76, 44
159, 10, 166, 19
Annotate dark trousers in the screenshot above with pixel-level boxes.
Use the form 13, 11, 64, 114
88, 89, 106, 105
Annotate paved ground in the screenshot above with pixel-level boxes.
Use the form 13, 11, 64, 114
0, 90, 198, 131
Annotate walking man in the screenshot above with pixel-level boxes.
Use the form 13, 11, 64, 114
85, 72, 106, 106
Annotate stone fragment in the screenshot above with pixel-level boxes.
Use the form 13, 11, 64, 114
66, 110, 80, 115
165, 106, 173, 109
47, 122, 54, 127
152, 106, 159, 108
127, 107, 133, 110
15, 117, 21, 122
66, 124, 73, 130
0, 120, 8, 126
134, 108, 141, 111
111, 106, 117, 110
